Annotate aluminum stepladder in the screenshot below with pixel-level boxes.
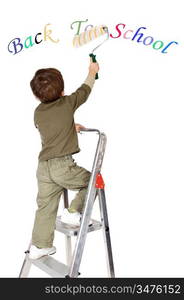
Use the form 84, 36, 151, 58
19, 128, 115, 278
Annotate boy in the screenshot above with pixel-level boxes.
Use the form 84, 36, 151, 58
29, 61, 99, 259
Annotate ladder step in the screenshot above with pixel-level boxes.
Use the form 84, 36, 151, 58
29, 256, 69, 278
55, 216, 102, 236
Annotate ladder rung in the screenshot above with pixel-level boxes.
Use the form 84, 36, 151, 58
55, 216, 102, 236
30, 256, 69, 278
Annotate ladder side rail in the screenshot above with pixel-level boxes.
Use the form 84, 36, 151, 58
19, 242, 32, 277
98, 189, 115, 277
68, 131, 107, 277
63, 189, 72, 265
63, 188, 69, 208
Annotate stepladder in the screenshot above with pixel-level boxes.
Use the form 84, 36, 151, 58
19, 128, 115, 278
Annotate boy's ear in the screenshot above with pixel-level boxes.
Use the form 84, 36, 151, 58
61, 91, 64, 96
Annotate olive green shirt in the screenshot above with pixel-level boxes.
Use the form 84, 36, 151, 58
34, 77, 94, 161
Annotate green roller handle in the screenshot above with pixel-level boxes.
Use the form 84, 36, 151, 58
89, 53, 98, 80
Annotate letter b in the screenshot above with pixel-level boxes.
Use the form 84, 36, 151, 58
8, 38, 23, 55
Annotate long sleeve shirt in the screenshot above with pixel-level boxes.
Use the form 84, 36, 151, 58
34, 75, 95, 161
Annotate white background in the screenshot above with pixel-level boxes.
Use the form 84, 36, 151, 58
0, 0, 183, 277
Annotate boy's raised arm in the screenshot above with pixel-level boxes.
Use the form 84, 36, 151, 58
66, 61, 99, 111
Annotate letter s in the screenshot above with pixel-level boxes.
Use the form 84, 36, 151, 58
45, 287, 50, 294
110, 23, 126, 39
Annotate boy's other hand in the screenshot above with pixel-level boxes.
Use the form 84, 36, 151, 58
75, 123, 86, 133
89, 61, 99, 77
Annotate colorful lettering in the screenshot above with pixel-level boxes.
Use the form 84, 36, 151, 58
35, 33, 42, 44
143, 36, 154, 46
132, 27, 146, 43
8, 38, 23, 55
70, 19, 88, 35
152, 40, 164, 50
44, 24, 59, 43
7, 20, 179, 56
24, 36, 34, 48
84, 24, 94, 31
123, 30, 134, 39
161, 41, 178, 53
110, 23, 126, 39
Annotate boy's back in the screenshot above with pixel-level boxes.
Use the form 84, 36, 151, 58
34, 83, 91, 161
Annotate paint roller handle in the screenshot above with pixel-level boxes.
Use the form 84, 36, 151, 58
89, 53, 99, 80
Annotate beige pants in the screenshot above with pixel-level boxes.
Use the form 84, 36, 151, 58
32, 155, 91, 248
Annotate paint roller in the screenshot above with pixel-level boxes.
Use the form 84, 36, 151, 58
73, 25, 109, 79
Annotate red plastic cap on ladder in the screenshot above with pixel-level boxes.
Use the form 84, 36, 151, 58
95, 173, 105, 189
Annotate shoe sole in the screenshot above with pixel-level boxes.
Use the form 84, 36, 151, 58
29, 250, 56, 260
49, 251, 56, 256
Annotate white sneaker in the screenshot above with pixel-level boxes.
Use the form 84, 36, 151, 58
61, 209, 93, 226
29, 245, 56, 260
61, 209, 81, 226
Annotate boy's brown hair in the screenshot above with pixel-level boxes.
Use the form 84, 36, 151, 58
30, 68, 64, 103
